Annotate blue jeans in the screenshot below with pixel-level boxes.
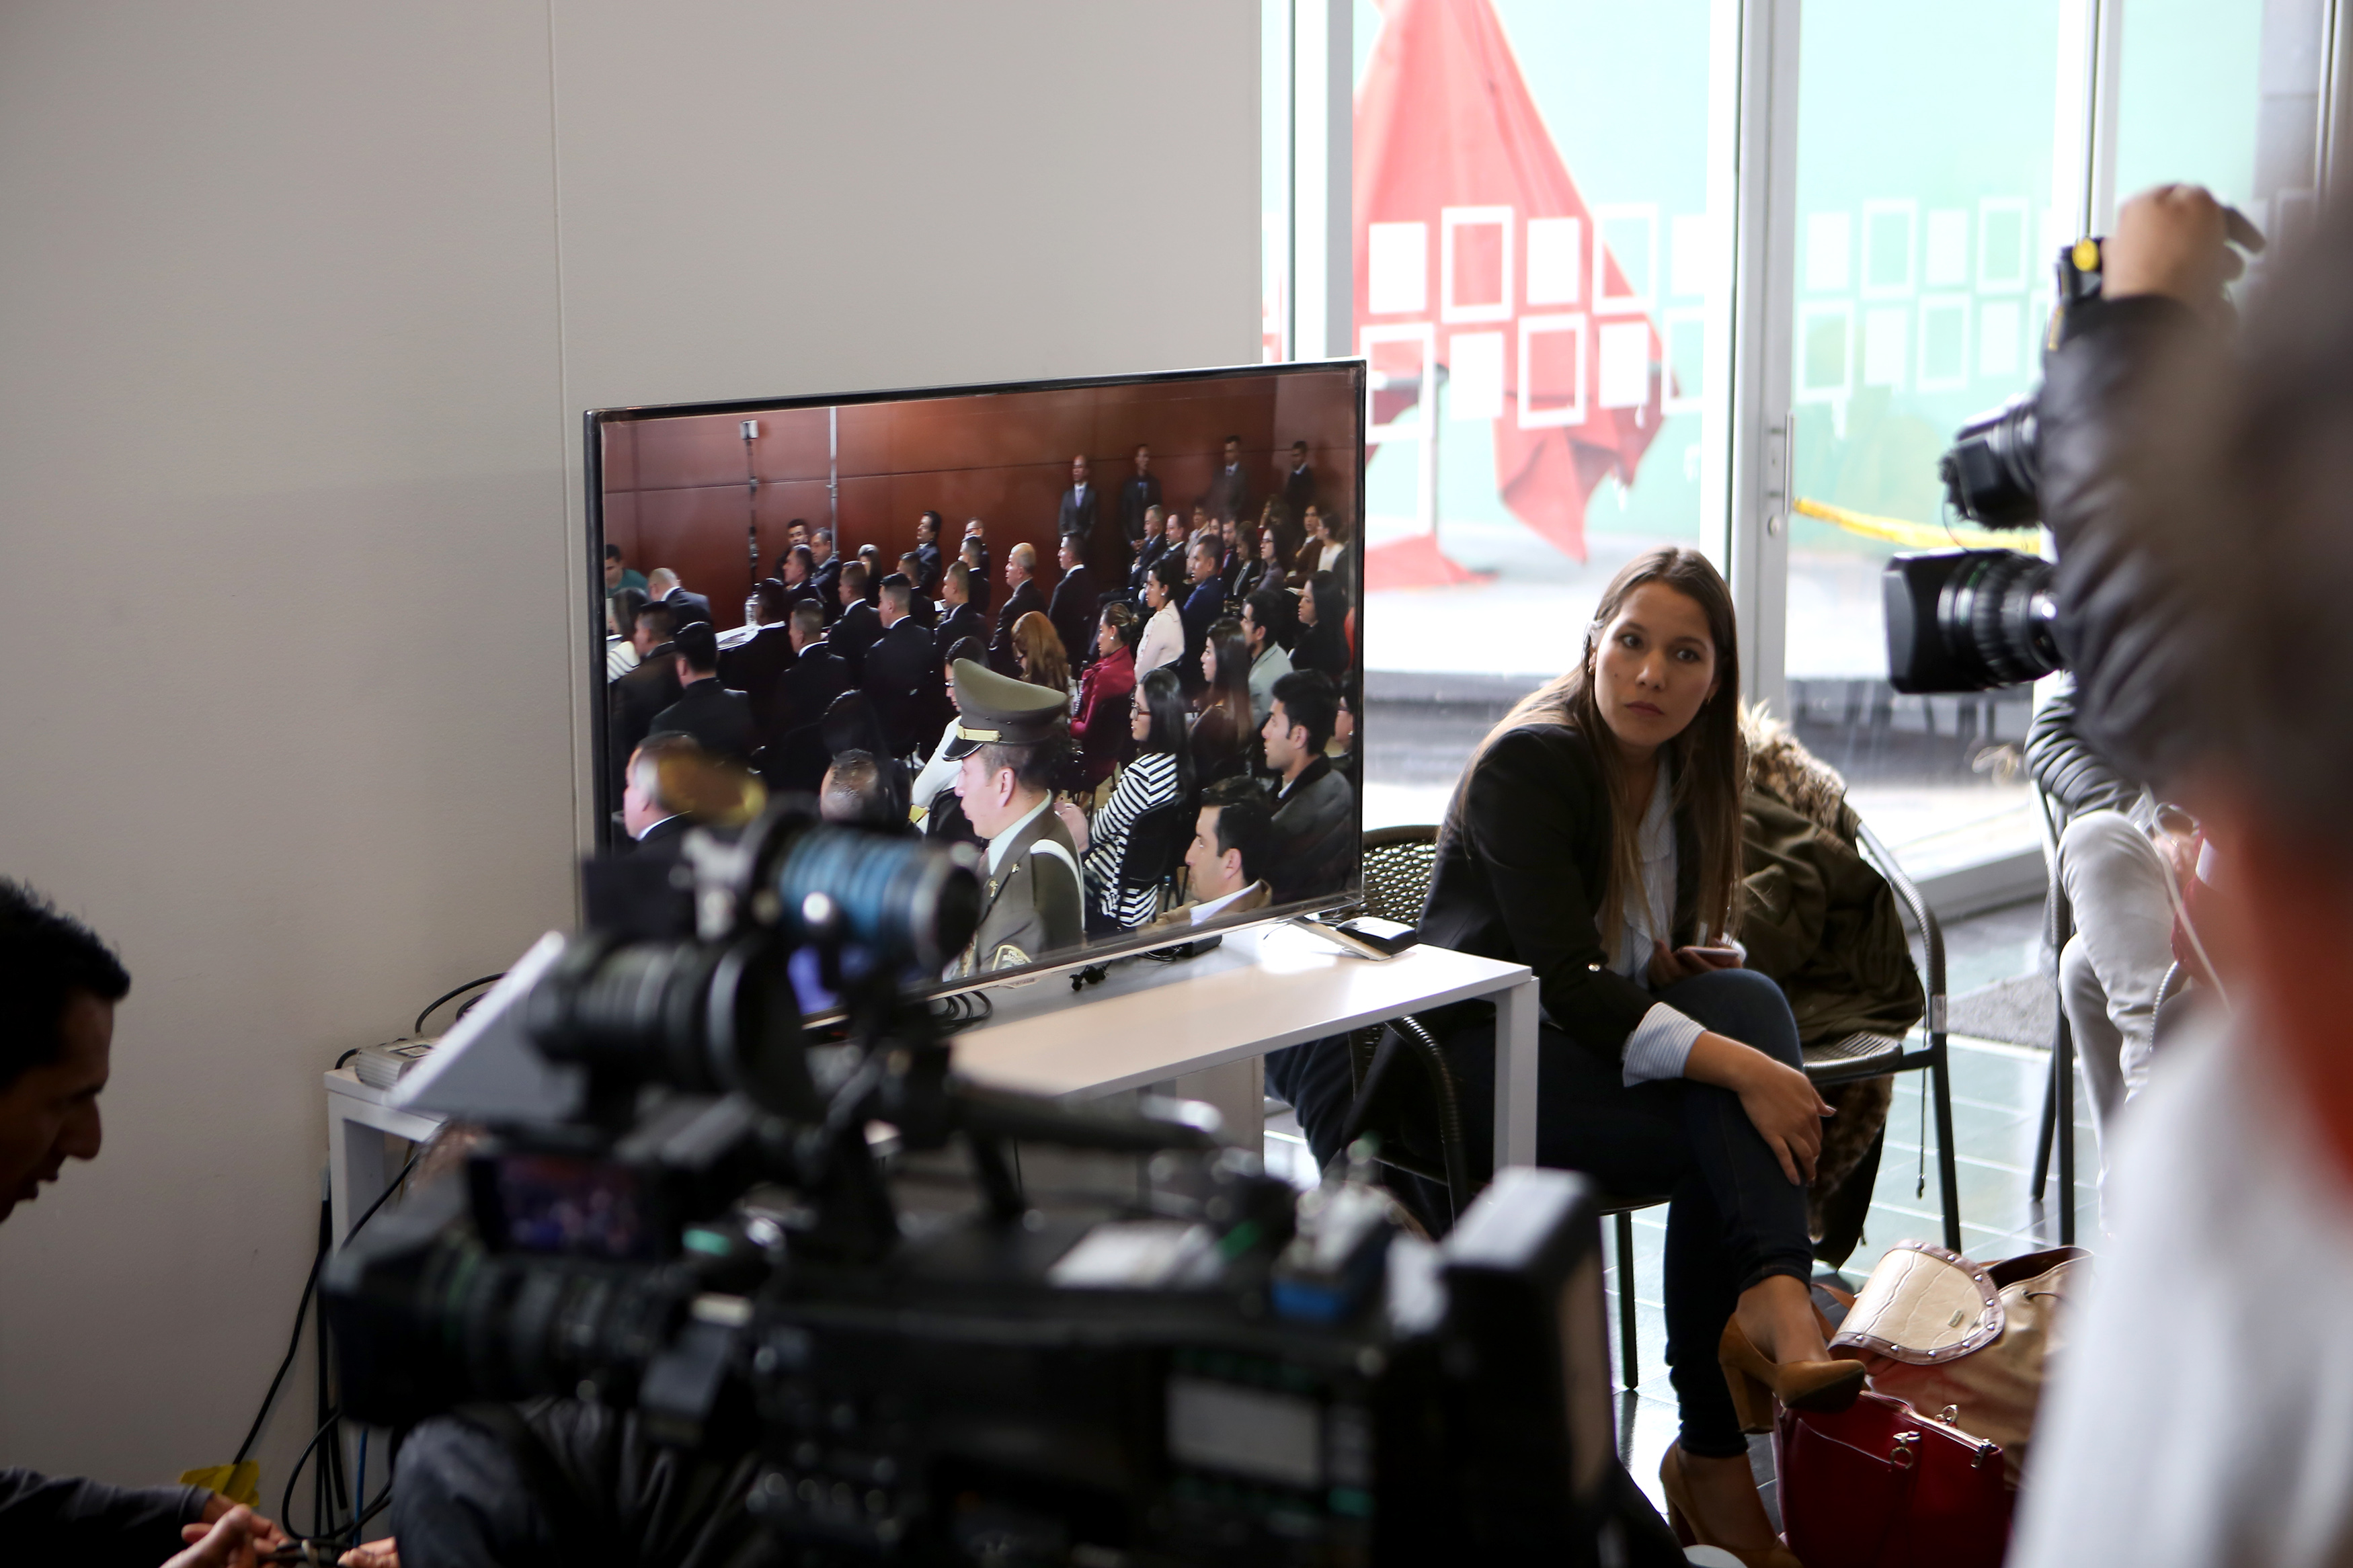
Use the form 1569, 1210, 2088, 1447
1268, 967, 1813, 1458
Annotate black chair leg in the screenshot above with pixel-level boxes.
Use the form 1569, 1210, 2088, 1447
2055, 1009, 2076, 1246
1615, 1210, 1639, 1391
2029, 1042, 2059, 1199
1930, 1046, 1963, 1253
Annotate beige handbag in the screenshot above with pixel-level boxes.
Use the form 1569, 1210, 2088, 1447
1829, 1243, 2089, 1485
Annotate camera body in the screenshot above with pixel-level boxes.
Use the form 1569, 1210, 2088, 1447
1882, 239, 2107, 694
323, 801, 1623, 1564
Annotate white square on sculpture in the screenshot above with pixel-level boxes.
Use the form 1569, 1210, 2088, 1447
1925, 210, 1968, 289
1862, 306, 1908, 388
1917, 295, 1968, 390
1449, 331, 1505, 421
1525, 217, 1583, 306
1597, 320, 1651, 409
1367, 222, 1428, 315
1806, 211, 1851, 293
1979, 298, 2022, 377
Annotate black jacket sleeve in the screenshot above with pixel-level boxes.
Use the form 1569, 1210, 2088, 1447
0, 1469, 209, 1568
1435, 727, 1658, 1059
2040, 292, 2208, 784
2023, 675, 2142, 817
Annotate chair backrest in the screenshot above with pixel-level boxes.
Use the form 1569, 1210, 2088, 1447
1360, 823, 1439, 926
1116, 794, 1196, 895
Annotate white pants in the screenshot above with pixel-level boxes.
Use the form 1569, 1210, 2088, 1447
2056, 809, 2173, 1193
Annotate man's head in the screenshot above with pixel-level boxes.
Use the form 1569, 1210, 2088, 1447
964, 518, 987, 541
1164, 509, 1187, 544
1071, 454, 1090, 488
839, 561, 869, 608
1188, 538, 1219, 585
754, 579, 790, 626
646, 567, 681, 597
604, 544, 626, 589
623, 731, 701, 839
787, 520, 809, 548
1057, 535, 1080, 575
943, 560, 970, 608
1186, 782, 1272, 904
0, 881, 125, 1223
1143, 503, 1164, 539
1007, 542, 1036, 587
943, 659, 1068, 837
788, 599, 825, 652
820, 750, 895, 829
1133, 443, 1152, 475
961, 536, 986, 568
784, 545, 814, 586
1223, 436, 1242, 469
879, 573, 914, 626
918, 510, 941, 544
672, 620, 719, 683
810, 526, 835, 565
1221, 515, 1240, 550
631, 602, 678, 656
1242, 589, 1288, 656
1263, 670, 1339, 782
1290, 440, 1308, 470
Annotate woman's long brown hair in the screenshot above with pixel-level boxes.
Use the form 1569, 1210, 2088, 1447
1447, 545, 1747, 943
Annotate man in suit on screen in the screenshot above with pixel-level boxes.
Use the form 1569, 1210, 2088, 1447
828, 561, 883, 678
1046, 533, 1096, 671
988, 542, 1045, 677
1202, 434, 1250, 524
1119, 444, 1162, 549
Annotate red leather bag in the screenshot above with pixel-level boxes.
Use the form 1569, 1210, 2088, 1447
1775, 1391, 2013, 1568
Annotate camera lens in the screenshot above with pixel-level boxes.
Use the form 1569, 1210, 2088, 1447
771, 825, 979, 974
1938, 549, 2061, 688
1939, 394, 2043, 529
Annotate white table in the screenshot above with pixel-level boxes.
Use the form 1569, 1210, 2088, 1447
324, 1066, 446, 1249
952, 923, 1540, 1169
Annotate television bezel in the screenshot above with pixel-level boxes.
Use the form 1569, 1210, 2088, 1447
584, 358, 1369, 997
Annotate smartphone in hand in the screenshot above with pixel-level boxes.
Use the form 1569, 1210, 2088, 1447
1675, 945, 1743, 971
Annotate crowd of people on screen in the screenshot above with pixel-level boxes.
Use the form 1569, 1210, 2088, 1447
603, 436, 1360, 974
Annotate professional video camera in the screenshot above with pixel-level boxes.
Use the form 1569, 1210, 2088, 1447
1885, 210, 2266, 695
323, 802, 1626, 1565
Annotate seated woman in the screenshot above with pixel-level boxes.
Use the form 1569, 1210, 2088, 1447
1071, 603, 1138, 791
910, 636, 987, 846
1292, 571, 1351, 682
1010, 610, 1071, 698
1417, 546, 1853, 1565
1191, 618, 1257, 786
1133, 554, 1187, 676
1237, 518, 1287, 606
1058, 666, 1193, 934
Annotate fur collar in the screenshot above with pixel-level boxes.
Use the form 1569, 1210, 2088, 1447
1741, 705, 1847, 833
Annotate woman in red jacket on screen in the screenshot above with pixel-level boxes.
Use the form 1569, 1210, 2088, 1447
1070, 603, 1138, 790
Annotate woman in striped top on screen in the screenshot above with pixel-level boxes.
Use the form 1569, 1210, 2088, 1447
1059, 666, 1193, 934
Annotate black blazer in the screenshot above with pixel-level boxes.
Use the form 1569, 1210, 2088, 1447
989, 578, 1044, 676
1119, 472, 1162, 543
1419, 723, 1701, 1063
828, 600, 883, 678
912, 542, 943, 595
607, 650, 682, 796
1283, 463, 1316, 517
661, 587, 713, 628
1203, 464, 1250, 524
1047, 565, 1096, 665
651, 679, 756, 764
934, 602, 986, 663
717, 624, 797, 711
1058, 485, 1099, 549
861, 618, 939, 758
964, 544, 993, 612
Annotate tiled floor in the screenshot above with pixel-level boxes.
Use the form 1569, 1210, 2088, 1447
1263, 896, 2087, 1528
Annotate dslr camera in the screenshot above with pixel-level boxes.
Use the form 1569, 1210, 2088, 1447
323, 802, 1626, 1565
1879, 239, 2108, 694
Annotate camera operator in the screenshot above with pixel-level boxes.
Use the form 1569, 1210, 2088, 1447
2023, 675, 2199, 1216
0, 880, 291, 1568
2011, 191, 2353, 1563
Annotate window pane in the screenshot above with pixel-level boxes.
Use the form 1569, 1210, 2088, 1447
1352, 0, 1729, 830
1781, 0, 2061, 874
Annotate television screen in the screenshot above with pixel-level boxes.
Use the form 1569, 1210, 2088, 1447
588, 360, 1365, 993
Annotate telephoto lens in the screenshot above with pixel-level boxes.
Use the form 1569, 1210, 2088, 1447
767, 820, 980, 974
1883, 548, 2061, 693
1938, 394, 2044, 528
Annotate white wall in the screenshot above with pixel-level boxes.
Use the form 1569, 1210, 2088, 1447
0, 0, 1258, 1496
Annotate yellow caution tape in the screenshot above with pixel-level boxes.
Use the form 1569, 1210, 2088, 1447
1790, 497, 2030, 551
180, 1462, 262, 1508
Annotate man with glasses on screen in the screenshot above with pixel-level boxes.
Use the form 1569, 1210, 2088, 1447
943, 661, 1081, 978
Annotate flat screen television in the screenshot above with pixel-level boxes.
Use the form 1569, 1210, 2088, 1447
586, 360, 1366, 995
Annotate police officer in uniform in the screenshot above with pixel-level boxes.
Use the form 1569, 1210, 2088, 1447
941, 659, 1082, 977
